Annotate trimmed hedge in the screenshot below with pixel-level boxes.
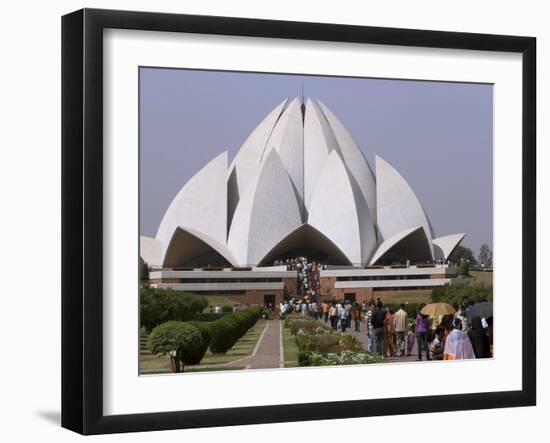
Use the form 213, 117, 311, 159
208, 306, 263, 354
184, 321, 212, 365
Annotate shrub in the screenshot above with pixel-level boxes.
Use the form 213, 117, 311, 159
296, 334, 341, 353
431, 283, 493, 305
338, 334, 363, 352
459, 261, 470, 276
261, 308, 274, 320
140, 287, 209, 332
221, 305, 234, 313
184, 321, 212, 365
289, 319, 332, 336
295, 332, 363, 354
147, 321, 204, 372
283, 314, 302, 329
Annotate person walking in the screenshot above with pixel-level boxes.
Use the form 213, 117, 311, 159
394, 303, 408, 357
415, 303, 431, 361
372, 301, 386, 356
345, 301, 353, 329
365, 302, 374, 353
468, 316, 491, 358
339, 302, 348, 332
352, 303, 362, 332
385, 308, 396, 357
322, 301, 329, 323
329, 303, 337, 330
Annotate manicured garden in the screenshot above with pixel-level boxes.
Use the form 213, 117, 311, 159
139, 287, 265, 373
283, 316, 385, 367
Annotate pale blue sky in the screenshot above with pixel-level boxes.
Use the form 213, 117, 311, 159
139, 68, 493, 255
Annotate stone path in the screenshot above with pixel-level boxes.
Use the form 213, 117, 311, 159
244, 320, 282, 369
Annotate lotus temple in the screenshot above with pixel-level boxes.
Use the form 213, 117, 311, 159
140, 97, 465, 306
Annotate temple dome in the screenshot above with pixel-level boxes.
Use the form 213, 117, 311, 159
141, 97, 464, 268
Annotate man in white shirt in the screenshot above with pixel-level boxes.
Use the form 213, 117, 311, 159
393, 303, 408, 357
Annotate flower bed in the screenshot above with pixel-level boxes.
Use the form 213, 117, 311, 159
300, 350, 385, 367
287, 318, 332, 336
284, 316, 383, 367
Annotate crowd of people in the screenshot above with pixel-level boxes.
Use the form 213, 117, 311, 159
273, 255, 492, 362
278, 296, 493, 362
362, 299, 492, 361
274, 256, 325, 298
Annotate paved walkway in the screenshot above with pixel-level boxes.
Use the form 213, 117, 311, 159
244, 320, 282, 369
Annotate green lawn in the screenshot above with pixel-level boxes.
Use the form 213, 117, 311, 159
201, 294, 238, 312
282, 325, 300, 368
140, 319, 267, 374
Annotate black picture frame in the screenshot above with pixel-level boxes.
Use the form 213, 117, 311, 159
62, 8, 536, 435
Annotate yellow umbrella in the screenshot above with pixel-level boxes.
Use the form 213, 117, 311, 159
421, 303, 455, 317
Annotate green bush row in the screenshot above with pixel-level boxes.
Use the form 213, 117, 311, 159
147, 307, 263, 370
208, 306, 263, 354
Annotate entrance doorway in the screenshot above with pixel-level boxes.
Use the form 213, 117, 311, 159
263, 294, 276, 309
344, 293, 356, 304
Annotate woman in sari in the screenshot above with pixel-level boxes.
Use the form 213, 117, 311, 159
443, 318, 476, 360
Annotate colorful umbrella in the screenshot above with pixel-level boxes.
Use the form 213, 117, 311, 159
421, 302, 455, 317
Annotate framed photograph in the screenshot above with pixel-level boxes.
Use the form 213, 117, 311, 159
62, 8, 536, 435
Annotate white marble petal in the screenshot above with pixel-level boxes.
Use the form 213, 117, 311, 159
376, 155, 434, 258
139, 236, 163, 268
227, 98, 288, 228
303, 98, 341, 213
433, 233, 466, 260
227, 149, 303, 266
369, 226, 429, 265
262, 97, 304, 217
308, 150, 374, 265
156, 151, 228, 262
318, 100, 377, 220
163, 226, 238, 268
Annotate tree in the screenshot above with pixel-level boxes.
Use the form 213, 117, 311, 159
148, 321, 204, 372
140, 259, 150, 285
140, 287, 209, 332
478, 244, 493, 267
449, 246, 478, 265
459, 260, 470, 277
